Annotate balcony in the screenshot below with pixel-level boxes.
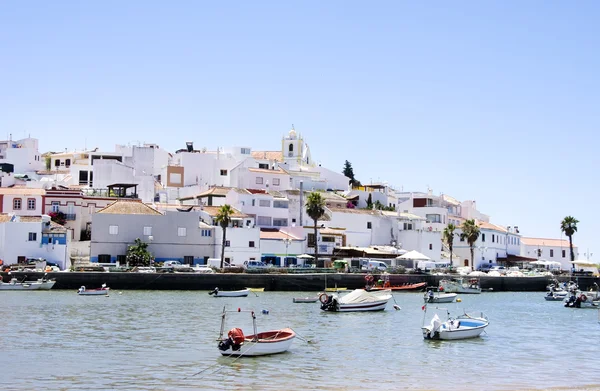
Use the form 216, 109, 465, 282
65, 214, 76, 221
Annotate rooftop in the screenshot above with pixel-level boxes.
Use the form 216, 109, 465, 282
259, 228, 302, 240
0, 187, 45, 196
521, 237, 573, 247
97, 200, 163, 216
201, 206, 249, 218
251, 151, 284, 161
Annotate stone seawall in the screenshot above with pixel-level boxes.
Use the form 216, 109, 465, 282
2, 272, 590, 291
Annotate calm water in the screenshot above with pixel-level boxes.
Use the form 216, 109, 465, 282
2, 290, 600, 391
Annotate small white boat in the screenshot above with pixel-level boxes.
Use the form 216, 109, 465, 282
0, 275, 56, 291
209, 287, 249, 297
78, 284, 110, 296
319, 289, 391, 312
439, 278, 481, 294
217, 307, 295, 356
293, 297, 319, 303
564, 291, 600, 308
424, 290, 457, 304
422, 308, 489, 340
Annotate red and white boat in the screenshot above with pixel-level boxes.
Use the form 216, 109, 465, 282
319, 289, 391, 312
217, 307, 295, 357
78, 284, 110, 296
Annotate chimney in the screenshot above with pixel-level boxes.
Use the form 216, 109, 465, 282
186, 142, 193, 152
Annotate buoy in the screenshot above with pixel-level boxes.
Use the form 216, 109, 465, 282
393, 305, 401, 310
262, 309, 269, 315
456, 298, 462, 302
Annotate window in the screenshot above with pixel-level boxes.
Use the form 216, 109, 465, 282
562, 249, 566, 258
220, 169, 227, 176
257, 216, 272, 226
201, 229, 211, 237
51, 201, 60, 213
482, 233, 486, 242
225, 240, 230, 247
28, 232, 37, 241
256, 177, 264, 184
259, 199, 270, 207
98, 254, 111, 263
143, 226, 152, 236
27, 198, 36, 210
289, 144, 294, 152
249, 241, 255, 248
273, 218, 288, 227
184, 256, 194, 265
367, 222, 372, 229
65, 159, 71, 168
258, 163, 269, 169
550, 249, 554, 257
307, 233, 316, 247
492, 235, 495, 243
322, 236, 335, 243
109, 225, 119, 235
403, 222, 413, 230
13, 198, 21, 210
273, 178, 280, 186
273, 200, 288, 208
429, 243, 433, 250
241, 148, 251, 154
252, 199, 256, 206
88, 204, 95, 214
169, 173, 182, 184
178, 227, 187, 237
460, 235, 464, 242
54, 159, 60, 167
292, 218, 296, 223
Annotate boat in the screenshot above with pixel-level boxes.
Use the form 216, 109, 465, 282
545, 290, 568, 301
365, 273, 427, 292
439, 278, 481, 294
0, 275, 56, 291
247, 287, 265, 292
217, 307, 295, 356
293, 296, 319, 303
422, 307, 489, 340
424, 290, 457, 304
564, 290, 600, 308
319, 289, 391, 312
78, 284, 110, 296
209, 287, 249, 297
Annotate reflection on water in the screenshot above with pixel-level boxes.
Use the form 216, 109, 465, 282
1, 290, 600, 390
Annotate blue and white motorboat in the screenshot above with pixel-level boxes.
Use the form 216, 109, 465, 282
422, 308, 489, 340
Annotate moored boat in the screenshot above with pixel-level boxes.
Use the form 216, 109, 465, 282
0, 275, 56, 291
319, 289, 391, 312
78, 284, 110, 296
217, 307, 295, 356
209, 287, 250, 297
247, 287, 265, 292
422, 308, 489, 340
424, 290, 457, 304
439, 278, 481, 294
293, 297, 319, 303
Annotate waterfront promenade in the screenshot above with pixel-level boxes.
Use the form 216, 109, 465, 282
5, 271, 598, 291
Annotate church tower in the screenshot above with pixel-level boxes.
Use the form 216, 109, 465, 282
281, 125, 313, 168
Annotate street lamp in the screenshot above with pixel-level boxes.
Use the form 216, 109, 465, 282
283, 237, 293, 267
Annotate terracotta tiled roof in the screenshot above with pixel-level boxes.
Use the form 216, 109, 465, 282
478, 221, 508, 233
330, 208, 380, 215
247, 167, 287, 175
201, 206, 249, 218
179, 186, 231, 200
320, 228, 346, 236
521, 237, 573, 247
0, 214, 12, 223
0, 188, 45, 196
251, 151, 283, 161
16, 216, 65, 229
96, 200, 163, 215
259, 229, 302, 240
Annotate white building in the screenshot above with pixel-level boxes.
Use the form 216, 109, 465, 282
0, 214, 71, 270
520, 237, 578, 270
0, 187, 45, 216
259, 228, 305, 266
0, 137, 44, 174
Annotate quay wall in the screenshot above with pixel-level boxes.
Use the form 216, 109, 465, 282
2, 272, 592, 292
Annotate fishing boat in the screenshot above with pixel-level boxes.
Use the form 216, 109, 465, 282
247, 287, 265, 292
217, 307, 295, 356
319, 289, 391, 312
422, 307, 489, 340
0, 275, 56, 291
365, 273, 426, 291
424, 290, 457, 304
209, 287, 250, 297
439, 278, 481, 294
293, 296, 319, 303
78, 284, 110, 296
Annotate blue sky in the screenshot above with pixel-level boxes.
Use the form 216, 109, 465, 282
1, 1, 598, 257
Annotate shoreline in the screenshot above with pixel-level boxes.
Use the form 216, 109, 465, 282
4, 271, 598, 291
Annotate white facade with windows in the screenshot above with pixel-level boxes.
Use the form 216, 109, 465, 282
0, 188, 44, 216
520, 237, 578, 270
0, 137, 44, 174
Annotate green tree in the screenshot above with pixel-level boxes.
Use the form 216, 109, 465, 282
306, 192, 326, 265
126, 238, 153, 267
560, 216, 579, 264
443, 223, 456, 267
45, 155, 51, 171
460, 219, 480, 270
366, 193, 373, 209
215, 204, 234, 269
343, 160, 360, 187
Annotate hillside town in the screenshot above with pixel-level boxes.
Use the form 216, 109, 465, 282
0, 128, 578, 272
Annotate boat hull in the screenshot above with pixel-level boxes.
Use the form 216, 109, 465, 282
0, 280, 55, 291
213, 289, 250, 297
219, 328, 295, 356
439, 280, 481, 294
336, 300, 389, 312
78, 289, 110, 296
423, 318, 488, 340
293, 297, 318, 303
424, 293, 457, 304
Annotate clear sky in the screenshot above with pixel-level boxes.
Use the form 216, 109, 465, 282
1, 1, 598, 258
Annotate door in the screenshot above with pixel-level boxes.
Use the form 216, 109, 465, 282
463, 259, 469, 267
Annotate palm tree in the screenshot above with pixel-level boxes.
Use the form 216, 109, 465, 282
560, 216, 579, 264
443, 223, 456, 267
460, 219, 480, 270
305, 192, 326, 265
215, 204, 234, 269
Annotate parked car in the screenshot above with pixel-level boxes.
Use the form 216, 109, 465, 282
163, 261, 186, 269
244, 260, 269, 269
477, 263, 497, 272
191, 265, 215, 274
489, 266, 507, 274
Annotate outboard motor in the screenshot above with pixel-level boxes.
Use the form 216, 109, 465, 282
208, 287, 219, 296
218, 328, 245, 351
319, 294, 336, 311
